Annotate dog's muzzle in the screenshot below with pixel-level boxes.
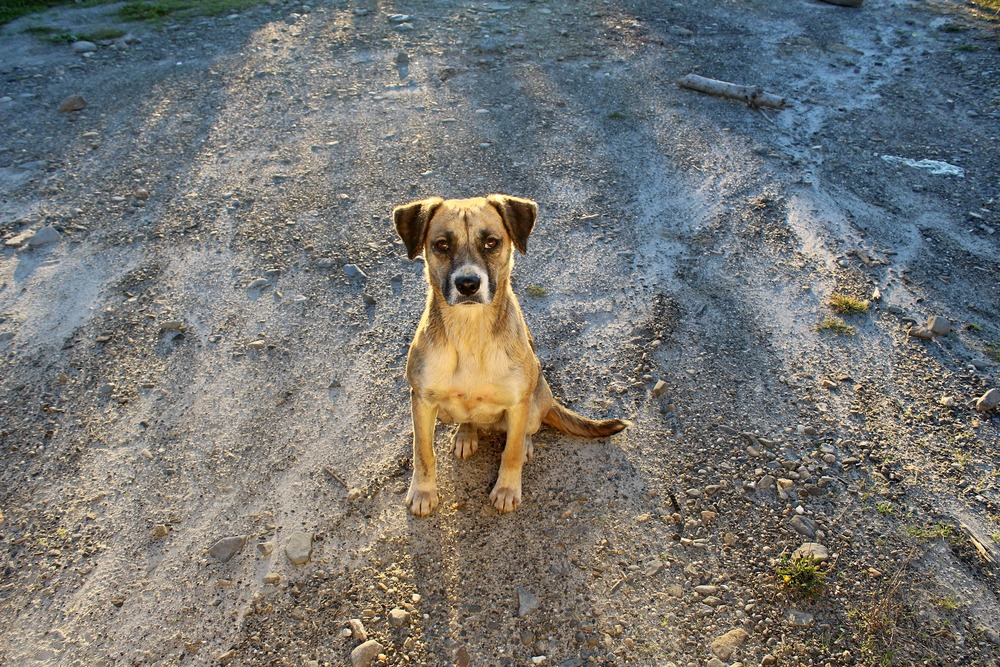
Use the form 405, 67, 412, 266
447, 265, 491, 305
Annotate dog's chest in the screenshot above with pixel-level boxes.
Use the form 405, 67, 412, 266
422, 346, 522, 424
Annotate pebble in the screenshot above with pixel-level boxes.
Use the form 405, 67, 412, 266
792, 542, 829, 562
651, 379, 667, 397
350, 640, 383, 667
388, 607, 411, 628
517, 586, 541, 616
974, 389, 999, 412
151, 524, 169, 539
71, 40, 97, 53
710, 628, 749, 660
343, 264, 368, 281
159, 320, 184, 331
694, 585, 718, 596
723, 532, 738, 546
349, 618, 368, 642
705, 659, 725, 667
757, 474, 775, 490
907, 325, 934, 339
784, 609, 814, 626
257, 541, 274, 556
208, 535, 247, 563
59, 95, 87, 112
26, 226, 62, 248
927, 315, 951, 336
387, 13, 411, 22
939, 396, 956, 407
285, 531, 313, 565
788, 515, 818, 538
263, 573, 280, 585
700, 510, 717, 525
247, 277, 270, 290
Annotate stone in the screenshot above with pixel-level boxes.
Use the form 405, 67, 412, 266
517, 586, 541, 616
651, 379, 667, 397
26, 226, 61, 247
927, 315, 951, 336
159, 320, 184, 331
454, 646, 471, 667
701, 510, 717, 525
350, 640, 383, 667
71, 40, 97, 53
247, 277, 270, 290
757, 474, 775, 490
784, 609, 814, 626
694, 585, 718, 596
343, 264, 368, 280
789, 515, 818, 538
710, 628, 749, 660
5, 230, 36, 247
975, 389, 1000, 412
705, 659, 725, 667
151, 524, 169, 539
723, 532, 738, 546
208, 535, 247, 562
263, 573, 280, 585
792, 542, 829, 562
388, 607, 411, 628
285, 531, 313, 565
907, 325, 934, 339
349, 618, 368, 642
257, 541, 274, 556
59, 95, 87, 112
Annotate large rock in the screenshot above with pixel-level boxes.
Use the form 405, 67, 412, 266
285, 531, 313, 565
710, 628, 749, 660
975, 389, 999, 412
208, 536, 247, 563
26, 226, 61, 248
350, 640, 383, 667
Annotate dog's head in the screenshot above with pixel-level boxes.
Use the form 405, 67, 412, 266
393, 195, 537, 306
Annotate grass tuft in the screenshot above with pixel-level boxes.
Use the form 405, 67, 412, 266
830, 294, 870, 315
524, 285, 548, 298
818, 317, 855, 335
906, 522, 953, 541
775, 554, 826, 599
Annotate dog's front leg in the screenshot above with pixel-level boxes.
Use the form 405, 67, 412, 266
490, 401, 529, 513
406, 391, 439, 516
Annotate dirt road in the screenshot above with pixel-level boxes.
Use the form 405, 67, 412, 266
1, 0, 998, 665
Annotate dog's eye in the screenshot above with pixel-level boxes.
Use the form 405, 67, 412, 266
484, 238, 500, 250
433, 239, 450, 252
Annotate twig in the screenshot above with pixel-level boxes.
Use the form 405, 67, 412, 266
678, 74, 788, 109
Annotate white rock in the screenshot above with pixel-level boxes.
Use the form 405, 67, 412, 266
285, 531, 313, 565
350, 640, 383, 667
792, 542, 829, 562
26, 226, 61, 247
517, 586, 540, 616
71, 41, 98, 53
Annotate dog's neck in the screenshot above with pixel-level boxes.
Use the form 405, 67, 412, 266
429, 285, 516, 350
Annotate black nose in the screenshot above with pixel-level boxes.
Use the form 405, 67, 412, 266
455, 275, 481, 296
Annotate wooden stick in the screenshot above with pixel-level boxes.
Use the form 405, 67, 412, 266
677, 74, 788, 109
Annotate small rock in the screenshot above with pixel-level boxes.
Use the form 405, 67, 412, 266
710, 628, 749, 660
263, 573, 280, 585
26, 226, 61, 248
159, 320, 184, 331
257, 541, 274, 556
247, 277, 270, 290
350, 640, 383, 667
387, 13, 411, 23
784, 609, 814, 626
694, 585, 718, 596
151, 524, 169, 539
71, 40, 97, 53
208, 535, 247, 563
757, 474, 775, 490
285, 531, 313, 565
388, 607, 411, 628
349, 618, 368, 642
59, 95, 87, 112
789, 515, 818, 538
517, 586, 540, 616
133, 187, 150, 200
723, 532, 738, 546
315, 258, 337, 269
792, 542, 829, 562
343, 264, 368, 280
454, 646, 471, 667
701, 510, 717, 525
927, 315, 951, 336
651, 379, 667, 397
907, 325, 934, 339
705, 658, 725, 667
975, 388, 1000, 412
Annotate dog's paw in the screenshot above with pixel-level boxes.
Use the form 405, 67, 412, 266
489, 482, 521, 514
523, 434, 534, 463
406, 482, 439, 517
452, 423, 478, 460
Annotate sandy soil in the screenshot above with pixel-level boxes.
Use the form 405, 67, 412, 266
1, 0, 999, 665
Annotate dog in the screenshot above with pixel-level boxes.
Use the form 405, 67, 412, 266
392, 194, 630, 516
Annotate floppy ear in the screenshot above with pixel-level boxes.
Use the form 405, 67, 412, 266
487, 194, 537, 255
393, 197, 444, 260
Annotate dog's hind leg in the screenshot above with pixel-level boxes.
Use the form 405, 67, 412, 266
452, 423, 478, 460
523, 434, 533, 463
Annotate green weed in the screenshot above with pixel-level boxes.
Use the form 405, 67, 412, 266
829, 294, 870, 315
818, 317, 855, 335
775, 554, 826, 599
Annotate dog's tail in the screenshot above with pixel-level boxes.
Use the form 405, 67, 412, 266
543, 401, 630, 438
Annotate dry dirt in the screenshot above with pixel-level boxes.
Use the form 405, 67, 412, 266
1, 0, 999, 666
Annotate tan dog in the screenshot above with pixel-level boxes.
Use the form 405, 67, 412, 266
392, 194, 629, 515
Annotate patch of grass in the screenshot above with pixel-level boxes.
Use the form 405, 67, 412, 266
933, 595, 961, 611
972, 0, 1000, 12
955, 44, 979, 52
118, 0, 265, 22
524, 285, 548, 298
1, 0, 109, 26
829, 293, 870, 315
818, 317, 855, 335
775, 554, 826, 599
606, 111, 628, 119
990, 531, 1000, 544
906, 522, 953, 541
876, 501, 894, 515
